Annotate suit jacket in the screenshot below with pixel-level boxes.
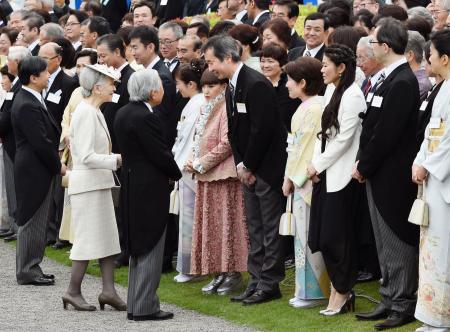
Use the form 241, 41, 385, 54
226, 64, 287, 189
0, 80, 21, 160
44, 69, 78, 128
289, 31, 306, 50
152, 59, 177, 147
114, 101, 182, 256
30, 43, 40, 56
101, 63, 134, 153
204, 0, 218, 13
288, 44, 325, 62
156, 0, 185, 25
357, 63, 420, 246
252, 11, 271, 28
312, 82, 366, 192
68, 100, 118, 195
11, 89, 61, 226
183, 0, 206, 16
101, 0, 128, 32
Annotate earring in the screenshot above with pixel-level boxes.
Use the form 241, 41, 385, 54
339, 73, 342, 77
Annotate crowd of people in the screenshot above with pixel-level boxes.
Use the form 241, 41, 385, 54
0, 0, 448, 330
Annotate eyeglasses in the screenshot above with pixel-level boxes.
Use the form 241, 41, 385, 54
159, 38, 179, 46
65, 22, 80, 28
369, 39, 382, 44
359, 2, 376, 7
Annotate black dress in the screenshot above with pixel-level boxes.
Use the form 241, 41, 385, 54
308, 140, 361, 294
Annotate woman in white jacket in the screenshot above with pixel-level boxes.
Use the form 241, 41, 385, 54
307, 44, 367, 316
63, 64, 126, 312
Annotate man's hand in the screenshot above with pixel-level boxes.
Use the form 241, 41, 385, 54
237, 164, 255, 187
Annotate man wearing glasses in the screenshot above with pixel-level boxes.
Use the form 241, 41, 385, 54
357, 0, 381, 15
271, 0, 305, 50
158, 21, 183, 74
64, 10, 88, 53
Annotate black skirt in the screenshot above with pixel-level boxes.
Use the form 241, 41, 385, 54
308, 172, 361, 293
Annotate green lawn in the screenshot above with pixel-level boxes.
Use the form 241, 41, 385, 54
33, 244, 422, 332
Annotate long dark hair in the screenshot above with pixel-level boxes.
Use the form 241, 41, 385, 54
318, 44, 356, 141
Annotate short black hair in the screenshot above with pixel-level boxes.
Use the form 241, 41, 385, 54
97, 34, 126, 58
187, 22, 210, 39
68, 9, 89, 25
24, 13, 45, 32
304, 12, 329, 30
0, 65, 15, 82
117, 26, 133, 46
53, 37, 76, 69
18, 56, 47, 85
376, 17, 408, 55
254, 0, 271, 10
84, 0, 102, 16
133, 0, 156, 17
81, 16, 111, 37
274, 0, 299, 18
75, 48, 98, 64
129, 25, 159, 53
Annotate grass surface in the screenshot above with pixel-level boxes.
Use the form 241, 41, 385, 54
36, 244, 422, 332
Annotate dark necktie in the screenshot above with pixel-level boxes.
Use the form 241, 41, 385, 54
373, 72, 386, 92
229, 83, 237, 114
363, 78, 372, 96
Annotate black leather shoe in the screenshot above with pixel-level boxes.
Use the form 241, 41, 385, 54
4, 234, 17, 242
242, 289, 282, 306
133, 310, 174, 321
42, 274, 55, 280
374, 311, 415, 330
357, 271, 377, 283
230, 288, 256, 302
0, 230, 13, 237
127, 313, 133, 320
22, 277, 55, 286
356, 303, 390, 321
52, 240, 70, 250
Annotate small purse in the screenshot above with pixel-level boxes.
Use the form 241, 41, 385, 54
279, 194, 296, 236
169, 181, 180, 215
111, 171, 121, 208
408, 183, 428, 227
61, 170, 71, 188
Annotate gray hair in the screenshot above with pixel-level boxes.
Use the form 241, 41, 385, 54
159, 21, 184, 39
442, 0, 450, 11
407, 6, 434, 28
128, 69, 162, 102
41, 23, 64, 40
79, 66, 110, 98
8, 46, 31, 61
202, 35, 242, 62
406, 30, 425, 64
357, 36, 375, 58
10, 9, 30, 20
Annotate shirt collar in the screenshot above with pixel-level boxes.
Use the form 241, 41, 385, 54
48, 67, 61, 91
144, 102, 153, 113
72, 40, 81, 50
291, 28, 296, 36
253, 10, 269, 25
12, 76, 19, 87
304, 43, 324, 57
147, 55, 161, 70
382, 57, 407, 80
236, 9, 247, 21
230, 62, 244, 88
22, 86, 44, 104
117, 61, 128, 72
369, 70, 383, 86
28, 39, 40, 51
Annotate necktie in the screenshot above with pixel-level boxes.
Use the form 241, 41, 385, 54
164, 60, 171, 68
229, 83, 237, 114
40, 94, 48, 110
363, 78, 372, 96
304, 50, 311, 57
373, 72, 386, 91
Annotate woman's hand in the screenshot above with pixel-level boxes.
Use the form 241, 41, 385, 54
412, 164, 428, 185
184, 160, 195, 173
282, 177, 294, 197
60, 163, 67, 176
64, 136, 71, 150
307, 164, 317, 179
116, 154, 122, 168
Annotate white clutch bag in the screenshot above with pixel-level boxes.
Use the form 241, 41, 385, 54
279, 194, 296, 236
169, 181, 179, 215
408, 184, 428, 227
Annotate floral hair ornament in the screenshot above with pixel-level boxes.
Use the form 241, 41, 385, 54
85, 63, 121, 82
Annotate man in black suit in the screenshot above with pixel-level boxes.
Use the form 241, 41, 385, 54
20, 13, 45, 56
272, 0, 305, 50
204, 35, 286, 305
79, 15, 111, 49
64, 10, 88, 53
100, 0, 128, 32
183, 0, 207, 17
158, 21, 183, 74
97, 33, 135, 267
353, 18, 419, 330
12, 56, 65, 286
0, 46, 31, 243
156, 0, 184, 25
288, 12, 327, 62
246, 0, 271, 27
227, 0, 248, 23
39, 42, 77, 248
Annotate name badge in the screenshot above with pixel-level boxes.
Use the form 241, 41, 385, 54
286, 133, 294, 145
111, 93, 120, 103
429, 117, 441, 129
371, 96, 383, 108
5, 92, 14, 100
419, 101, 428, 111
160, 0, 168, 5
236, 103, 247, 113
47, 92, 61, 104
54, 89, 62, 97
366, 92, 374, 103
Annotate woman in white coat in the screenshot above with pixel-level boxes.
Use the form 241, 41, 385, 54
307, 45, 367, 316
62, 64, 126, 312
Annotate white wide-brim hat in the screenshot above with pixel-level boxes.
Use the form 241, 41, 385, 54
85, 64, 121, 82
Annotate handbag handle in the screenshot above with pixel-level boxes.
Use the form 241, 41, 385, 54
286, 194, 294, 213
417, 182, 426, 200
113, 171, 121, 186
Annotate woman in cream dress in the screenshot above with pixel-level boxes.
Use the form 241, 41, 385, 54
63, 64, 126, 312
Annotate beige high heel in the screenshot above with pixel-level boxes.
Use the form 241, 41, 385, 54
98, 293, 127, 311
62, 294, 96, 311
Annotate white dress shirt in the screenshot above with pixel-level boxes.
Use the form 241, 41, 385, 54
383, 57, 407, 79
229, 62, 244, 90
47, 67, 62, 93
252, 10, 270, 25
144, 102, 153, 113
303, 43, 324, 58
146, 55, 161, 70
28, 39, 39, 52
22, 86, 45, 106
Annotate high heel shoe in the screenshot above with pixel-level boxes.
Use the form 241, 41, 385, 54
98, 293, 127, 311
62, 294, 96, 311
322, 291, 355, 316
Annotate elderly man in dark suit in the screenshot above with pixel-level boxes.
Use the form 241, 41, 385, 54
353, 18, 420, 331
203, 35, 287, 305
115, 69, 182, 321
12, 56, 65, 286
0, 46, 31, 243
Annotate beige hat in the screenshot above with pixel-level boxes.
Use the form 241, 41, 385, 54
85, 63, 121, 82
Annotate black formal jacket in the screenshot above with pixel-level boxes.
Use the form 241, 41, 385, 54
101, 63, 134, 153
114, 101, 181, 256
252, 11, 271, 28
275, 73, 301, 133
30, 43, 40, 56
416, 81, 442, 149
0, 80, 21, 160
151, 59, 177, 147
226, 64, 287, 189
11, 89, 61, 226
44, 69, 78, 128
289, 31, 306, 50
156, 0, 185, 25
357, 63, 420, 246
101, 0, 128, 32
288, 44, 325, 62
183, 0, 206, 16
